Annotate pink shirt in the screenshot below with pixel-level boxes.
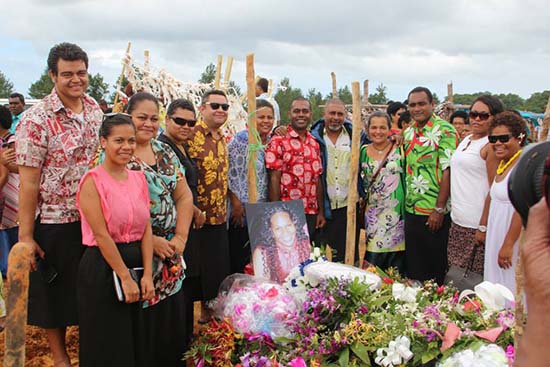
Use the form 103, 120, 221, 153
77, 165, 150, 246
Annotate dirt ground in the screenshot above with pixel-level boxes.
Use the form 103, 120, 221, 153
0, 232, 366, 366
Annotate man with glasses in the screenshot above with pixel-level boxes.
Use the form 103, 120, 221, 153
266, 97, 325, 243
186, 89, 230, 323
15, 42, 102, 366
403, 86, 458, 285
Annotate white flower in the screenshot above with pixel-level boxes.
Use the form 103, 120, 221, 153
440, 148, 453, 170
419, 125, 442, 148
403, 127, 414, 141
458, 281, 515, 314
375, 336, 413, 367
392, 283, 418, 303
437, 343, 508, 367
410, 174, 430, 195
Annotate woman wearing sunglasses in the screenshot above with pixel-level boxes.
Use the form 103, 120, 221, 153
158, 98, 205, 346
448, 95, 504, 279
481, 111, 526, 293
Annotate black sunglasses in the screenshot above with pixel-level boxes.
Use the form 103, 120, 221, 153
469, 111, 491, 121
205, 102, 230, 111
102, 112, 132, 122
171, 117, 197, 127
488, 134, 513, 144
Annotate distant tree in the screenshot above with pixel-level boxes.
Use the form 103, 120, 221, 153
452, 92, 491, 106
523, 91, 550, 113
336, 85, 353, 105
432, 92, 441, 105
28, 68, 54, 99
369, 83, 388, 105
87, 73, 110, 103
0, 71, 14, 98
199, 63, 216, 84
274, 77, 304, 125
495, 93, 525, 111
110, 74, 129, 103
307, 88, 325, 122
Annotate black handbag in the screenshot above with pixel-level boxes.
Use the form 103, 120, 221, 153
445, 245, 483, 291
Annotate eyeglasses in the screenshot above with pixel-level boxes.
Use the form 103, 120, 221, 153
171, 117, 197, 127
102, 112, 132, 122
469, 111, 491, 121
205, 102, 230, 111
488, 134, 513, 144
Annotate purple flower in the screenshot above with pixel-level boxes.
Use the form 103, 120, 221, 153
506, 345, 515, 364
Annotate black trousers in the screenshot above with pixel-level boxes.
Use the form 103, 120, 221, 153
320, 206, 361, 263
228, 223, 251, 274
196, 223, 230, 301
404, 213, 451, 285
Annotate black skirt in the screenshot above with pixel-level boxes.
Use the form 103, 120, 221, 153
28, 221, 84, 328
77, 242, 148, 367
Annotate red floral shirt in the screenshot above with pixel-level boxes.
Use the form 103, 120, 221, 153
265, 126, 323, 214
15, 89, 103, 224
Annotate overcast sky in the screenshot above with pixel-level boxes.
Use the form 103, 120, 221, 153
1, 0, 549, 102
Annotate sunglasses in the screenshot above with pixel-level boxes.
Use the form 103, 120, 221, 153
488, 134, 513, 144
205, 102, 230, 111
171, 117, 197, 127
469, 111, 491, 121
102, 112, 132, 122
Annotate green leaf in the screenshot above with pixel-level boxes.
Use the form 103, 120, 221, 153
350, 342, 371, 366
338, 347, 350, 367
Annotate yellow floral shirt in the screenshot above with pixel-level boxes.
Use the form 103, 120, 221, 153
186, 120, 228, 225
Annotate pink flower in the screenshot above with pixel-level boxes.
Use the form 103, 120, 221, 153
382, 277, 394, 285
506, 345, 515, 364
234, 304, 246, 316
436, 285, 445, 294
289, 357, 307, 367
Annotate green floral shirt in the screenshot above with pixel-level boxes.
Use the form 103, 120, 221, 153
403, 115, 458, 215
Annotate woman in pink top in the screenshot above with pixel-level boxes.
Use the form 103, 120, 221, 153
76, 114, 154, 367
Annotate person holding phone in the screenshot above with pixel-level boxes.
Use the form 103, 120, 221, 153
77, 114, 154, 367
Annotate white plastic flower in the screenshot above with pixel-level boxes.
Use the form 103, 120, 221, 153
419, 125, 442, 148
375, 335, 413, 367
437, 343, 508, 367
392, 283, 418, 303
439, 148, 453, 170
410, 174, 430, 195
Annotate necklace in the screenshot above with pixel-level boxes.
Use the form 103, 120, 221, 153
496, 149, 522, 175
372, 142, 391, 155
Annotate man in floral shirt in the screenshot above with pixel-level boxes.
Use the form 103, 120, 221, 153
266, 97, 325, 242
403, 86, 458, 285
15, 43, 102, 365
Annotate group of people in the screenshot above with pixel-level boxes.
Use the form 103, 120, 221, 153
0, 40, 541, 366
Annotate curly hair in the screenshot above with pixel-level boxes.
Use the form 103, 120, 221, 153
47, 42, 88, 75
259, 203, 308, 246
489, 111, 527, 143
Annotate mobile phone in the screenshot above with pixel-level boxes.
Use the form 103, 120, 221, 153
113, 267, 144, 302
35, 255, 58, 284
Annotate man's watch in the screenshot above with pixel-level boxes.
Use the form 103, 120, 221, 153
478, 225, 487, 233
434, 207, 445, 214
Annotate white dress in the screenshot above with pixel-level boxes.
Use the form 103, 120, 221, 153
484, 170, 519, 293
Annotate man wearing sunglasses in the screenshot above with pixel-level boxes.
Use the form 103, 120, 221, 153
403, 86, 458, 285
186, 89, 231, 323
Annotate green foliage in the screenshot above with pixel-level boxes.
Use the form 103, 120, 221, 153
432, 92, 441, 105
0, 71, 14, 98
110, 74, 129, 103
308, 88, 325, 122
452, 91, 549, 112
198, 63, 216, 84
274, 77, 304, 125
87, 73, 110, 103
368, 83, 388, 105
337, 85, 353, 105
524, 90, 550, 113
494, 93, 524, 111
28, 68, 54, 99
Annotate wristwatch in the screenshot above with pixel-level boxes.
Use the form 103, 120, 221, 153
434, 207, 445, 214
478, 225, 487, 233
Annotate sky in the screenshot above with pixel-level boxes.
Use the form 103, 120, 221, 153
1, 0, 549, 102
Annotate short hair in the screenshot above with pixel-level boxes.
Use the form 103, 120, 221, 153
450, 110, 469, 125
167, 98, 196, 117
256, 99, 274, 114
99, 99, 108, 105
489, 111, 527, 142
127, 92, 159, 114
0, 106, 13, 130
367, 111, 392, 129
47, 42, 89, 75
324, 98, 345, 109
257, 78, 269, 93
386, 101, 406, 116
99, 114, 135, 139
470, 95, 505, 116
290, 97, 311, 110
408, 86, 433, 103
201, 89, 227, 105
9, 93, 25, 105
398, 110, 411, 129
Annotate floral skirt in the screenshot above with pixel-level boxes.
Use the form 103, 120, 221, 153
447, 222, 484, 275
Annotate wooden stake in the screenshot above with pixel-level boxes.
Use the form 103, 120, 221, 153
363, 80, 369, 105
447, 82, 454, 103
267, 79, 273, 98
143, 50, 150, 73
246, 54, 258, 204
540, 95, 550, 141
214, 55, 223, 89
112, 42, 132, 111
331, 72, 337, 98
345, 82, 362, 265
223, 56, 234, 90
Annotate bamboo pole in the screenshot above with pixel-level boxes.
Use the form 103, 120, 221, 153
541, 96, 550, 141
331, 72, 337, 98
214, 55, 223, 89
363, 80, 369, 105
246, 54, 258, 204
223, 56, 234, 90
112, 42, 131, 112
4, 242, 33, 367
143, 50, 150, 74
267, 79, 273, 98
345, 82, 362, 265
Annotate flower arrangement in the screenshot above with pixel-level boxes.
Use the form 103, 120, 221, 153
185, 249, 515, 367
